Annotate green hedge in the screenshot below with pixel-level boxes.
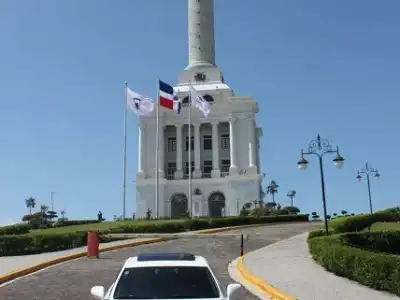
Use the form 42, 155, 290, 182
308, 207, 400, 296
329, 210, 400, 233
308, 234, 400, 296
0, 224, 30, 235
0, 232, 118, 256
52, 219, 101, 228
0, 215, 308, 256
340, 231, 400, 255
105, 215, 308, 234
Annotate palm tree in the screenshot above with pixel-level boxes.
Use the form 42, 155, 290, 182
40, 204, 49, 226
40, 204, 48, 213
286, 190, 296, 206
266, 180, 279, 204
25, 197, 36, 214
60, 209, 66, 219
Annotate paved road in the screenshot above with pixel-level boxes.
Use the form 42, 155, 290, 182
0, 238, 156, 276
0, 222, 320, 300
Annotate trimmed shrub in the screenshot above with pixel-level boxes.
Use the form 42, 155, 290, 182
340, 231, 400, 255
308, 208, 400, 296
0, 224, 30, 235
308, 235, 400, 296
107, 215, 309, 234
330, 211, 400, 233
0, 215, 308, 256
0, 232, 128, 256
307, 227, 336, 239
52, 219, 100, 228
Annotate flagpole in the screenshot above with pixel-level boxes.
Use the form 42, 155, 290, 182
122, 81, 128, 220
155, 81, 160, 219
188, 83, 192, 218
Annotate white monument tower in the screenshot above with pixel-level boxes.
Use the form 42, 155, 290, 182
135, 0, 263, 218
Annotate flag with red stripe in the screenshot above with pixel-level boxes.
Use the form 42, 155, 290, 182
159, 80, 181, 114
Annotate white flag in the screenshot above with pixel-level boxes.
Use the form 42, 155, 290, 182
189, 85, 211, 117
126, 88, 155, 117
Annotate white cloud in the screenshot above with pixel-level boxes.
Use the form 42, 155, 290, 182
0, 217, 16, 226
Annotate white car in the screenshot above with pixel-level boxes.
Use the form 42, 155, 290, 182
90, 253, 241, 300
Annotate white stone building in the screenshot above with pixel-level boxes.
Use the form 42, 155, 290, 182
135, 0, 263, 218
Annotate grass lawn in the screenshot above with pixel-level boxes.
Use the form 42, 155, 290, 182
367, 222, 400, 232
29, 219, 185, 235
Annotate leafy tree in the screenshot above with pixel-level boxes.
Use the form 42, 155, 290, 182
333, 213, 338, 217
25, 197, 36, 214
40, 205, 48, 213
326, 215, 331, 220
39, 205, 49, 227
240, 203, 252, 216
252, 199, 259, 208
282, 206, 300, 215
146, 209, 152, 220
266, 180, 279, 204
265, 202, 277, 209
47, 210, 58, 220
60, 210, 66, 219
341, 210, 348, 216
311, 212, 320, 220
97, 211, 103, 222
286, 190, 296, 206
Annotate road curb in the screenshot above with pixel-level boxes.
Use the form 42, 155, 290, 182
236, 256, 297, 300
196, 223, 268, 234
0, 238, 165, 285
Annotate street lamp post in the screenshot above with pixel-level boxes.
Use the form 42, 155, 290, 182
356, 161, 380, 214
297, 134, 345, 235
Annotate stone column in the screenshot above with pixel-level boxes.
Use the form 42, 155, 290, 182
193, 123, 202, 178
229, 117, 238, 175
187, 0, 215, 68
247, 117, 257, 174
174, 124, 184, 179
211, 121, 220, 178
137, 124, 146, 179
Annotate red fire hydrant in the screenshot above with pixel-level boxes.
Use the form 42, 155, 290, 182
87, 231, 99, 258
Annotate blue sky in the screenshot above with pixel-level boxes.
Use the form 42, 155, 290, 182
0, 0, 399, 224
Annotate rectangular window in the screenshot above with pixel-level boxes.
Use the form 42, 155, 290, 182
203, 160, 212, 175
167, 137, 176, 153
203, 135, 212, 150
221, 134, 230, 150
167, 162, 176, 179
185, 136, 195, 151
185, 161, 194, 175
221, 159, 230, 173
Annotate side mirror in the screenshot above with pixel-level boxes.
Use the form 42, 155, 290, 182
90, 286, 105, 299
226, 283, 241, 299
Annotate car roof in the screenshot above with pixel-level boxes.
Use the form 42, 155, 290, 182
123, 253, 210, 268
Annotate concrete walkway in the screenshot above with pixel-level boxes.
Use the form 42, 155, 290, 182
230, 232, 400, 300
0, 238, 155, 276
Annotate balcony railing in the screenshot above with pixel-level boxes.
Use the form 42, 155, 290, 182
165, 172, 218, 180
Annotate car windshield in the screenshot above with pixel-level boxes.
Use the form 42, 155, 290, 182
113, 266, 220, 299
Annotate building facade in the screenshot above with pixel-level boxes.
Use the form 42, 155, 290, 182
135, 0, 263, 218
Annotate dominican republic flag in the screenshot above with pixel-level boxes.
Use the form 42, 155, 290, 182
159, 80, 181, 114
